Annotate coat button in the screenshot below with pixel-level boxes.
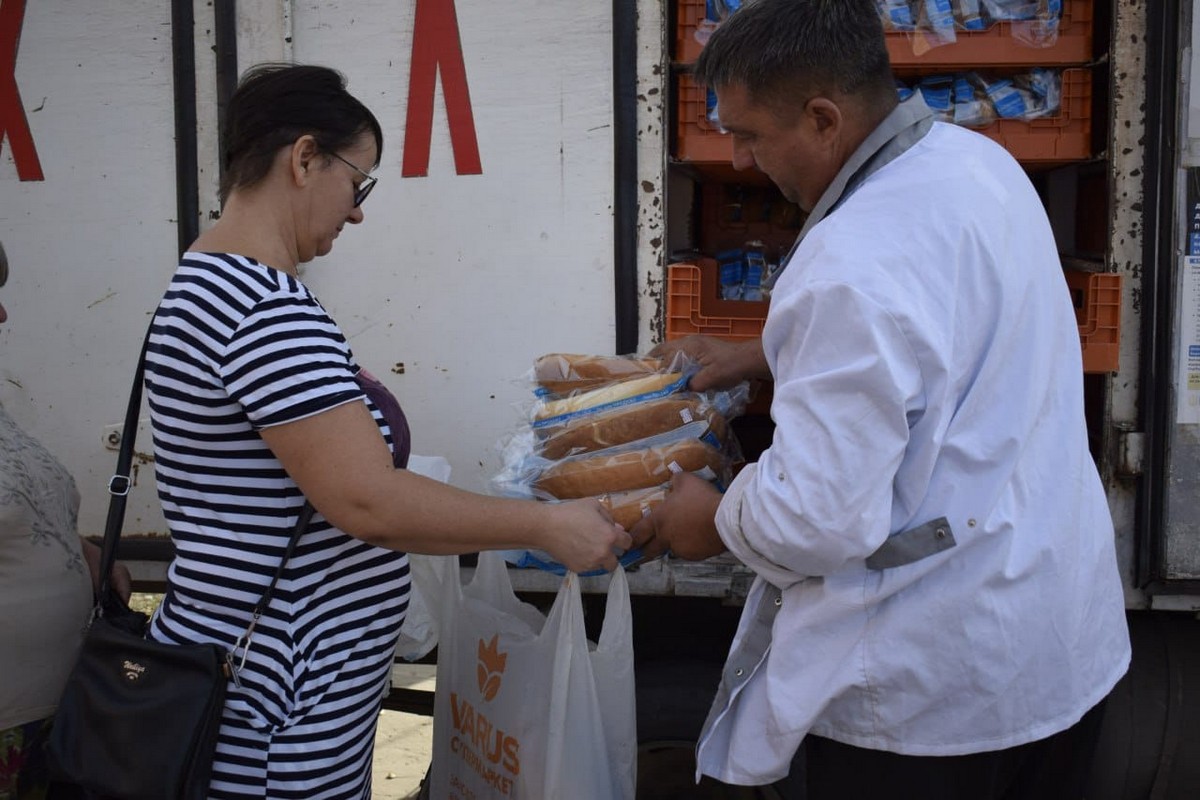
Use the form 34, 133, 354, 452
936, 527, 947, 539
734, 668, 744, 677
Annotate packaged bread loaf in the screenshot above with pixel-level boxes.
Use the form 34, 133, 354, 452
533, 353, 664, 396
532, 372, 687, 429
597, 485, 669, 530
534, 431, 725, 499
538, 395, 729, 460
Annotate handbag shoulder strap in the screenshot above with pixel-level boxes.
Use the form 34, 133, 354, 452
95, 325, 153, 603
100, 325, 312, 623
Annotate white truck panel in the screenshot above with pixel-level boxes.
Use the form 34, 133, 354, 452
2, 0, 623, 536
287, 0, 617, 495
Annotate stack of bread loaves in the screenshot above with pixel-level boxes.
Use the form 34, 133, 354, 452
493, 353, 750, 534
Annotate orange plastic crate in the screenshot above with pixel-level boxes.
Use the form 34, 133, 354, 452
675, 0, 712, 64
667, 263, 1122, 377
1065, 270, 1121, 374
674, 74, 729, 163
676, 68, 1092, 166
675, 0, 1093, 66
666, 260, 769, 342
666, 260, 772, 413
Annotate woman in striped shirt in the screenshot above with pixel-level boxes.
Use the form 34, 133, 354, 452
144, 63, 631, 800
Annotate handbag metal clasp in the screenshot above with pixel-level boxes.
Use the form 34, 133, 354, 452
228, 610, 263, 689
224, 651, 243, 688
81, 604, 100, 634
107, 474, 132, 497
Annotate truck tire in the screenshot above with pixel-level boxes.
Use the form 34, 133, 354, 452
636, 659, 802, 799
1085, 611, 1200, 800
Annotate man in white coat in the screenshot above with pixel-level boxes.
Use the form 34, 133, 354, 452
631, 1, 1131, 797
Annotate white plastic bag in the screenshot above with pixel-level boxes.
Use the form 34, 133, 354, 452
393, 552, 454, 661
428, 551, 636, 799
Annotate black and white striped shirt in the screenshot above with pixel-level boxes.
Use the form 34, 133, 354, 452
146, 253, 409, 798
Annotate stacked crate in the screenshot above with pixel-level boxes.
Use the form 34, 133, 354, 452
667, 0, 1119, 374
675, 0, 1097, 167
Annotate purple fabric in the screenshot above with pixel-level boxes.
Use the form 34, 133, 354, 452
354, 368, 411, 469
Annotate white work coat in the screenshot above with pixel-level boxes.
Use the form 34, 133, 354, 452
697, 117, 1131, 785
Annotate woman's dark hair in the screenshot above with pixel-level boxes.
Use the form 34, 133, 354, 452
219, 63, 383, 204
695, 0, 895, 114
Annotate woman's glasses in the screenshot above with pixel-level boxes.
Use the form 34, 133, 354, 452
328, 152, 378, 208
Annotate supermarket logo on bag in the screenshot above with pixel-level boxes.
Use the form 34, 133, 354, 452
445, 635, 520, 791
449, 637, 521, 788
476, 635, 507, 701
449, 691, 522, 784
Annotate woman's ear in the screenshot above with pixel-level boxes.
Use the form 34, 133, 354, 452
291, 135, 320, 186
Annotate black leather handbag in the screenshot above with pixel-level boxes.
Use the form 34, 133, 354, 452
47, 329, 312, 799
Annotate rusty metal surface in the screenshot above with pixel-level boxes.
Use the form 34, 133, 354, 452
1108, 0, 1151, 603
637, 0, 669, 352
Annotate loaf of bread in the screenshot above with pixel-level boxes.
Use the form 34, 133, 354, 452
535, 353, 663, 383
536, 376, 613, 396
534, 354, 666, 397
532, 372, 685, 425
534, 437, 725, 499
597, 485, 669, 530
539, 396, 728, 460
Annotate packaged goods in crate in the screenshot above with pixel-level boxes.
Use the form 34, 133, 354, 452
983, 66, 1091, 163
880, 0, 1070, 54
675, 0, 1090, 65
490, 352, 754, 572
677, 67, 1092, 165
717, 244, 769, 301
898, 67, 1063, 127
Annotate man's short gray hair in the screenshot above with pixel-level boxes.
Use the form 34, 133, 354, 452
694, 0, 894, 109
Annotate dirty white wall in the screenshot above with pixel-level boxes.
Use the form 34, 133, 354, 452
0, 0, 178, 535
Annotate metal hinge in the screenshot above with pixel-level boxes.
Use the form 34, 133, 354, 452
1117, 430, 1145, 477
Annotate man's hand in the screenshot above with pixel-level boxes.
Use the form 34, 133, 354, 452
649, 335, 770, 392
630, 472, 726, 562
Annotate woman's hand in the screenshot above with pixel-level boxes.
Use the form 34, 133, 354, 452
538, 499, 633, 574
